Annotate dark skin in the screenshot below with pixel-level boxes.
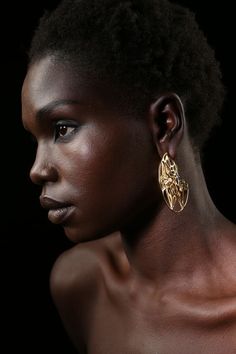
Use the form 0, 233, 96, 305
22, 55, 236, 353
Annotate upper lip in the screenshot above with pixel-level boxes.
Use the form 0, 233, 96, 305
40, 196, 71, 210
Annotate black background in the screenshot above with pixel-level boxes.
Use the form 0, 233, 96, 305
1, 1, 235, 352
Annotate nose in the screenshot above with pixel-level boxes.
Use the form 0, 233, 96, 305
30, 144, 58, 185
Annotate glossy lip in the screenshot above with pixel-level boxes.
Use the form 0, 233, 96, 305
40, 196, 75, 225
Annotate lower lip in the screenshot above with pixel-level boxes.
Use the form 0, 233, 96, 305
48, 206, 75, 225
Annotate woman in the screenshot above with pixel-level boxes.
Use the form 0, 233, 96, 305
21, 0, 236, 352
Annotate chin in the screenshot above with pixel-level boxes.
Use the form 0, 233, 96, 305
63, 225, 112, 244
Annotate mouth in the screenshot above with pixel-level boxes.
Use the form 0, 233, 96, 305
40, 196, 75, 225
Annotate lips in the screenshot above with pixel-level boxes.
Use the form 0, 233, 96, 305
40, 196, 75, 225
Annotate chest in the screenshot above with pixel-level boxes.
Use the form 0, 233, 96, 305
85, 290, 236, 354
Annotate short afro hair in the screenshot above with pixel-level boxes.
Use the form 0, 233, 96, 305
29, 0, 225, 152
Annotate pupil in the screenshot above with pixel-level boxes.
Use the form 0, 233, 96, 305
59, 126, 67, 136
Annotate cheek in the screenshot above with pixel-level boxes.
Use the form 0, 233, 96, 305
57, 123, 158, 217
60, 126, 123, 188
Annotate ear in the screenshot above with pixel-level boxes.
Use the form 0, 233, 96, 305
148, 93, 186, 159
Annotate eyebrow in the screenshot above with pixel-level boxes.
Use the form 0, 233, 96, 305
36, 99, 81, 121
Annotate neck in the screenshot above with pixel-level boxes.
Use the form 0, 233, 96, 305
120, 159, 226, 285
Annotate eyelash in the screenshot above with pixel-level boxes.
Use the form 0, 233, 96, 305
54, 121, 79, 141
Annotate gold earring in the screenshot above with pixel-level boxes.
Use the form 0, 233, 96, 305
158, 153, 189, 212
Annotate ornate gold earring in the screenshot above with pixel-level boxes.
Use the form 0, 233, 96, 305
158, 153, 189, 212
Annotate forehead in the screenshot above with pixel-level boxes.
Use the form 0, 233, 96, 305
21, 55, 138, 129
22, 56, 92, 111
21, 55, 128, 123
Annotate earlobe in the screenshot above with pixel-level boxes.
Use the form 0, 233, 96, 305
148, 93, 185, 158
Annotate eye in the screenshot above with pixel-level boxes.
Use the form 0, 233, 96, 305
54, 121, 79, 141
56, 125, 75, 137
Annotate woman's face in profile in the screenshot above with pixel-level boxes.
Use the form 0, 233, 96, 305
21, 55, 159, 242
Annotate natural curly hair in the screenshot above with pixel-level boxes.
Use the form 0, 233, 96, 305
29, 0, 225, 151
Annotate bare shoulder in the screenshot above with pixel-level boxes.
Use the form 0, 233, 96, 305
49, 232, 123, 349
50, 232, 122, 299
49, 231, 125, 316
49, 239, 103, 330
